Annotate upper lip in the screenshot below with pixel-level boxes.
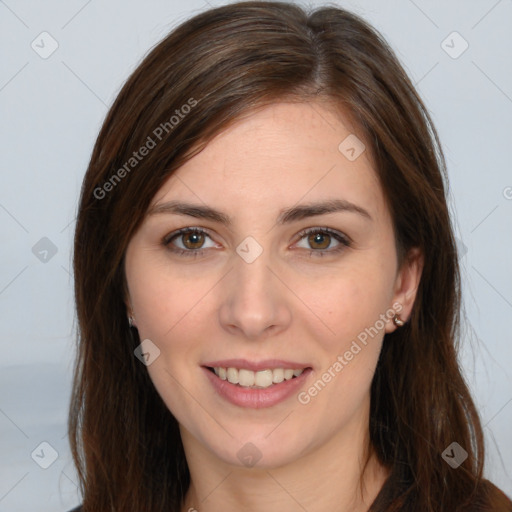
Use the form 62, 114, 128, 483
202, 359, 312, 372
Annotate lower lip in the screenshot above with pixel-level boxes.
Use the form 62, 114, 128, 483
202, 366, 312, 409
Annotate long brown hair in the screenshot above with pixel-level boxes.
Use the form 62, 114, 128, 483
69, 2, 512, 510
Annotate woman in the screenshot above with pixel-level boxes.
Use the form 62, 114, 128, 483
68, 1, 512, 511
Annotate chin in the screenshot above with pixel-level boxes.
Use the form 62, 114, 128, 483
201, 427, 310, 470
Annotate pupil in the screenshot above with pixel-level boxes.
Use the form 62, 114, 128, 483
185, 232, 203, 249
310, 232, 329, 250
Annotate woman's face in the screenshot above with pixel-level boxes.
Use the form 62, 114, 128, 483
124, 101, 421, 469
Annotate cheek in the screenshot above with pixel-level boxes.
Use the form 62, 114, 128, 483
297, 275, 386, 419
128, 264, 210, 418
302, 265, 392, 348
127, 257, 218, 398
128, 253, 213, 341
294, 266, 393, 411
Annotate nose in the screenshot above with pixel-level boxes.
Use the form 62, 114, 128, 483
218, 248, 292, 341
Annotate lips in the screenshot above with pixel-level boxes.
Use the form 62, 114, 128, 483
201, 359, 313, 408
202, 358, 312, 372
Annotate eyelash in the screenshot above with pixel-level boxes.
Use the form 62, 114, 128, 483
163, 227, 351, 259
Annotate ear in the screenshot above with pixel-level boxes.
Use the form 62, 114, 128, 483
123, 277, 137, 327
126, 304, 136, 327
125, 301, 136, 327
385, 247, 423, 333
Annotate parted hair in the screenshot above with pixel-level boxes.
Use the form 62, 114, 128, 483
69, 2, 512, 511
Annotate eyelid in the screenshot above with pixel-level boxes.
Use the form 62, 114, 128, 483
293, 226, 352, 246
163, 226, 351, 257
162, 226, 212, 245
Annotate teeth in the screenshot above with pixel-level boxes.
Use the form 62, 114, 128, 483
226, 367, 239, 384
255, 369, 273, 387
272, 368, 284, 383
238, 369, 254, 387
213, 367, 306, 388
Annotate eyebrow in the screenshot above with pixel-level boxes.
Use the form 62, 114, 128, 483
147, 198, 372, 225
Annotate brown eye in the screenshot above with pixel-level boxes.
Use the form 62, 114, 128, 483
163, 227, 217, 258
295, 227, 351, 257
181, 231, 206, 250
307, 232, 331, 250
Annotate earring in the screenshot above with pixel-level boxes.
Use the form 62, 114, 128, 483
128, 314, 135, 327
393, 314, 404, 327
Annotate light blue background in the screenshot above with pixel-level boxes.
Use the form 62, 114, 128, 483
1, 0, 511, 510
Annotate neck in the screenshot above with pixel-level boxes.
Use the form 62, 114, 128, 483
179, 411, 389, 512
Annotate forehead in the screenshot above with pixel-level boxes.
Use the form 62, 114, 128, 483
150, 101, 387, 225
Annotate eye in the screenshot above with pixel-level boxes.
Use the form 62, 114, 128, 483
163, 226, 351, 259
163, 227, 217, 257
294, 227, 351, 257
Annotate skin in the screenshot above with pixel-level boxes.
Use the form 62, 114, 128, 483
124, 101, 423, 512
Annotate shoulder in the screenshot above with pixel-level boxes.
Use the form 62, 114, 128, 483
371, 472, 512, 511
461, 479, 512, 512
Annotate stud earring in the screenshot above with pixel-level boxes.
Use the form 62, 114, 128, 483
393, 314, 404, 327
128, 314, 135, 328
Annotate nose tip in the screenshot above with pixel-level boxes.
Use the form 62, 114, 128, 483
218, 250, 291, 341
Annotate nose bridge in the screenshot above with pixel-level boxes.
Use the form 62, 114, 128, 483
235, 246, 272, 299
233, 234, 274, 296
219, 239, 290, 339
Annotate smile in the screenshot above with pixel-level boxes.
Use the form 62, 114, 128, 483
210, 366, 305, 389
202, 362, 313, 409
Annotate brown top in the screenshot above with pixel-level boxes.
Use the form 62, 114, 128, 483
68, 476, 512, 512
